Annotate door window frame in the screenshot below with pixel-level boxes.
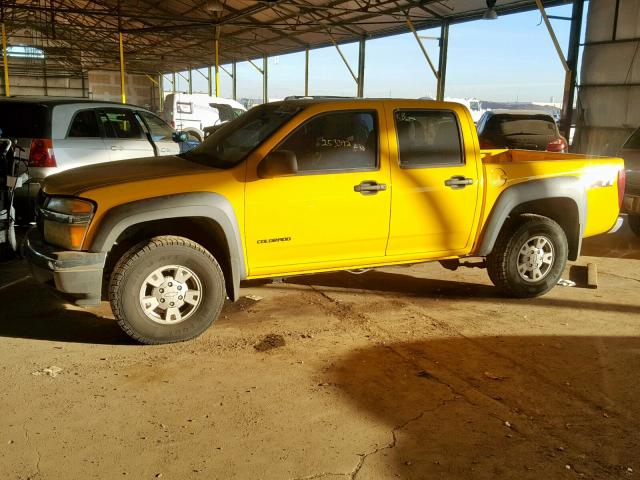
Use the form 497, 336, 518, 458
270, 109, 380, 176
393, 108, 466, 170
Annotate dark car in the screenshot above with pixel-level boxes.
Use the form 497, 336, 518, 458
620, 127, 640, 236
477, 110, 567, 152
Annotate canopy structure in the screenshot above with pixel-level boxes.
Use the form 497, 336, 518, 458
2, 0, 566, 75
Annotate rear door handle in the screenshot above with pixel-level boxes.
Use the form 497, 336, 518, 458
110, 145, 124, 151
444, 176, 474, 189
354, 180, 387, 195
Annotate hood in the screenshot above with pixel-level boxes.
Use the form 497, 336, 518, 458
43, 156, 214, 196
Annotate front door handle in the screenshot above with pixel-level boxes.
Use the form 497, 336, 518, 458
110, 145, 124, 151
354, 180, 387, 195
444, 176, 474, 189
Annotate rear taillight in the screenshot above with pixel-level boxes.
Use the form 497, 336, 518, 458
29, 139, 57, 167
547, 136, 568, 153
618, 167, 626, 209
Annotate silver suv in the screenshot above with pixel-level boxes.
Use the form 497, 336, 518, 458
0, 97, 180, 219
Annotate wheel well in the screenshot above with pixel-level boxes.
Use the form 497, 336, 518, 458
508, 197, 580, 260
103, 217, 233, 299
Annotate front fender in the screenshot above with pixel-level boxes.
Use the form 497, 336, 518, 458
88, 192, 246, 300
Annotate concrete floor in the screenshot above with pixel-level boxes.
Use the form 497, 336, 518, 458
0, 224, 638, 480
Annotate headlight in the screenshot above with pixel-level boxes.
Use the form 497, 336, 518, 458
41, 197, 95, 250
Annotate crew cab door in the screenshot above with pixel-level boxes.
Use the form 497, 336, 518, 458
245, 107, 391, 276
385, 104, 481, 257
98, 108, 155, 161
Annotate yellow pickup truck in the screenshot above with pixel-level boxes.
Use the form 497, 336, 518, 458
25, 99, 625, 344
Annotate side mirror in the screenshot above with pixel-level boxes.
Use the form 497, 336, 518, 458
257, 150, 298, 179
172, 131, 189, 143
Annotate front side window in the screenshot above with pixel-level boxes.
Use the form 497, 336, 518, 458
395, 110, 463, 168
180, 103, 301, 168
100, 109, 144, 139
140, 111, 173, 141
278, 111, 377, 173
68, 110, 100, 138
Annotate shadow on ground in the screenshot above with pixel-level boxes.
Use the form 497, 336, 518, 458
581, 219, 640, 260
0, 277, 132, 344
327, 336, 639, 479
288, 270, 640, 314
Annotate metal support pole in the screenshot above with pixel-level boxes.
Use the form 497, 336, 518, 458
357, 38, 366, 98
535, 0, 570, 72
118, 31, 126, 103
304, 47, 309, 96
215, 31, 220, 97
560, 0, 584, 142
1, 23, 10, 96
188, 69, 192, 94
207, 66, 213, 96
158, 74, 163, 112
263, 54, 268, 104
232, 61, 237, 100
172, 72, 176, 93
436, 20, 449, 101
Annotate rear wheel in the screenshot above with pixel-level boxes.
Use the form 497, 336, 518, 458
487, 215, 568, 298
109, 236, 226, 344
629, 215, 640, 236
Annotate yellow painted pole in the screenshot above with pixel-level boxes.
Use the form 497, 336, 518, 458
118, 32, 126, 103
215, 38, 220, 97
1, 23, 10, 97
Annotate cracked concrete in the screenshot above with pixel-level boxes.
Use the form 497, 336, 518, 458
0, 226, 639, 479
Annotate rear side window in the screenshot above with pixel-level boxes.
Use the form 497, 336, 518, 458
68, 110, 100, 138
395, 110, 463, 167
0, 102, 49, 138
278, 111, 377, 173
99, 109, 144, 139
623, 128, 640, 150
140, 111, 173, 141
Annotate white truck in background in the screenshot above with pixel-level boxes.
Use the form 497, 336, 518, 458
162, 93, 246, 142
445, 97, 485, 124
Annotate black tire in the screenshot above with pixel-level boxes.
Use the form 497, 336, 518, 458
109, 236, 226, 344
487, 214, 568, 298
629, 215, 640, 237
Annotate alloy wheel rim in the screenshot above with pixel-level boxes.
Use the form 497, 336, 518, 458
517, 235, 555, 283
139, 265, 203, 324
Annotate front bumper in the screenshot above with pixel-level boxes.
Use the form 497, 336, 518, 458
623, 194, 640, 216
24, 227, 106, 306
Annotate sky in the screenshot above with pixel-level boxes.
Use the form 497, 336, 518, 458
165, 3, 581, 104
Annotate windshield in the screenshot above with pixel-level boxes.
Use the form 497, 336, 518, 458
180, 103, 300, 168
488, 114, 556, 136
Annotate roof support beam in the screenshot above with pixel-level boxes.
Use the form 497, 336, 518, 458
232, 61, 237, 100
304, 47, 309, 96
329, 33, 358, 84
534, 0, 569, 72
406, 14, 438, 79
263, 54, 268, 104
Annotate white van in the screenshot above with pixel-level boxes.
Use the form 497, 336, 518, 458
162, 93, 246, 141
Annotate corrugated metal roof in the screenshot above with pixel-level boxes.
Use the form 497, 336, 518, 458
2, 0, 564, 75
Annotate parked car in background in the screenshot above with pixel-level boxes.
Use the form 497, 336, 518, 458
620, 126, 640, 236
162, 93, 246, 142
477, 110, 568, 152
0, 97, 182, 220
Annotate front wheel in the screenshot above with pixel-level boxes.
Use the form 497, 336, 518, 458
109, 236, 226, 344
487, 215, 568, 298
629, 215, 640, 236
